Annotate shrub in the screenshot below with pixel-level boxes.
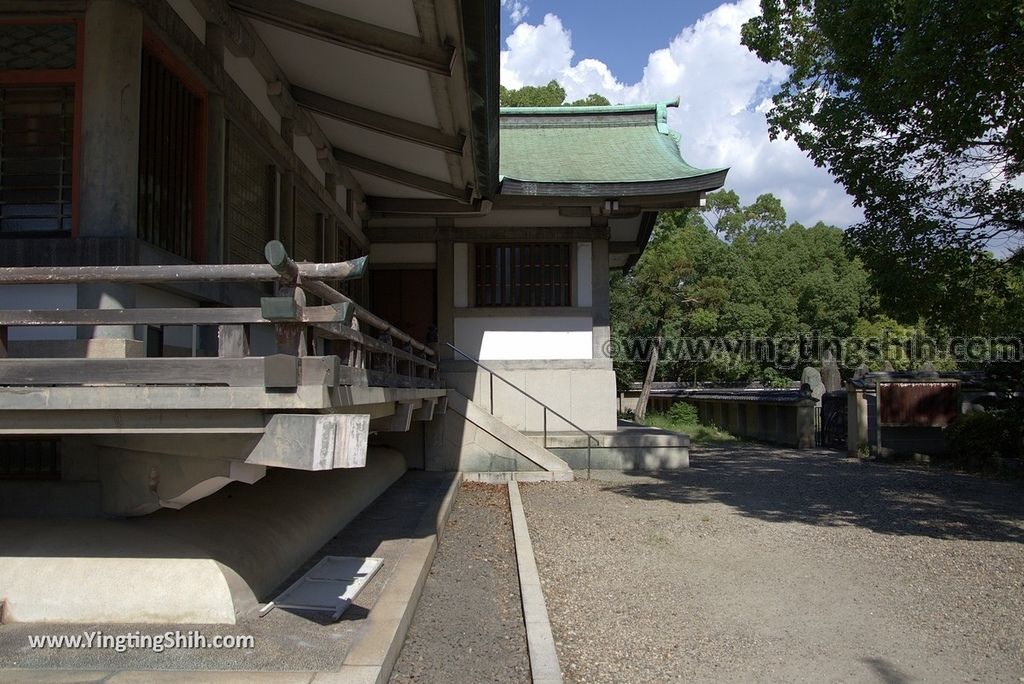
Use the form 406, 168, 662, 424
946, 411, 1021, 469
667, 401, 699, 425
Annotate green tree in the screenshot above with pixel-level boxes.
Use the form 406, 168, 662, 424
499, 80, 566, 107
741, 0, 1024, 312
569, 93, 611, 106
500, 81, 612, 107
611, 191, 875, 391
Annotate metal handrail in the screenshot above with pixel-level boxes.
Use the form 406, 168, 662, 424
446, 342, 598, 478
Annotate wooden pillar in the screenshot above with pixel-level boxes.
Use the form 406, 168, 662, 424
591, 238, 610, 360
437, 239, 454, 361
77, 0, 143, 339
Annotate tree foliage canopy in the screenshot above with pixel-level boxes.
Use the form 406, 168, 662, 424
741, 0, 1024, 302
612, 191, 875, 385
499, 80, 611, 107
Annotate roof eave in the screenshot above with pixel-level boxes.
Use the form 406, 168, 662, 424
498, 169, 729, 198
460, 0, 501, 200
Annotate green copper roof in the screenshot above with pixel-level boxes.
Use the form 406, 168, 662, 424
498, 100, 728, 196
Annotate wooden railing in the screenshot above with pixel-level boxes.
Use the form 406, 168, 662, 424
0, 241, 439, 390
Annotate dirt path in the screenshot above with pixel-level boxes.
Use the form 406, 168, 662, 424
390, 482, 530, 683
522, 445, 1024, 683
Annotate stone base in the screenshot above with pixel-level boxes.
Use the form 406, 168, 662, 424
531, 424, 691, 471
0, 448, 406, 624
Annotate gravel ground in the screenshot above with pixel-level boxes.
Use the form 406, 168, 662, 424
390, 482, 530, 683
522, 444, 1024, 683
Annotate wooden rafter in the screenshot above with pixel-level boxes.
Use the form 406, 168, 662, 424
334, 149, 470, 202
293, 86, 464, 155
229, 0, 455, 76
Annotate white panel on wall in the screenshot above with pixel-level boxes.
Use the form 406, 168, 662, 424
0, 285, 77, 341
454, 316, 593, 360
369, 243, 436, 264
453, 242, 468, 308
294, 136, 326, 185
223, 52, 281, 132
136, 286, 199, 351
576, 242, 592, 307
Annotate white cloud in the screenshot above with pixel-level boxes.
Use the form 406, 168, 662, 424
499, 2, 863, 228
500, 0, 530, 26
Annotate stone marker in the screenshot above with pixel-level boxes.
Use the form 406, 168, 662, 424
821, 350, 842, 392
882, 360, 895, 372
800, 366, 825, 402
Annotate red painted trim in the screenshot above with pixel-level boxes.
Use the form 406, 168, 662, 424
142, 30, 207, 98
141, 30, 209, 262
0, 18, 82, 237
71, 19, 84, 237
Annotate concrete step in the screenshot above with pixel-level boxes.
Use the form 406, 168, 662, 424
523, 424, 691, 471
446, 391, 572, 474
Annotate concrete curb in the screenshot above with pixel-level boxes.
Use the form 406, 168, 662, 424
507, 481, 563, 684
463, 471, 574, 483
337, 471, 462, 684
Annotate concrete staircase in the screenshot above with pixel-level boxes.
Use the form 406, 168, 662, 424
444, 391, 574, 481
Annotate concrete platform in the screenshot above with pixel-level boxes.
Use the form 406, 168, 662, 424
525, 422, 690, 471
0, 471, 459, 680
0, 448, 410, 624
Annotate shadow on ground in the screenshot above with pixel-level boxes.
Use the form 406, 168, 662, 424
602, 443, 1024, 542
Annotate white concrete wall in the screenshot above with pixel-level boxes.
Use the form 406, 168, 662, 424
444, 363, 618, 432
0, 285, 77, 341
454, 316, 593, 360
222, 51, 281, 133
453, 242, 468, 307
293, 135, 325, 185
135, 286, 199, 352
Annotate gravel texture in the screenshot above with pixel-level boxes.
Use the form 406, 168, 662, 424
390, 482, 530, 683
522, 443, 1024, 683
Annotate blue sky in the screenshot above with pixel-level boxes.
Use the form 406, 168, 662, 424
498, 0, 862, 228
500, 1, 725, 84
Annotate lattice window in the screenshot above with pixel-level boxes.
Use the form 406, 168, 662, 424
225, 123, 274, 264
474, 244, 571, 306
0, 24, 76, 71
137, 48, 202, 259
292, 198, 320, 262
0, 85, 74, 234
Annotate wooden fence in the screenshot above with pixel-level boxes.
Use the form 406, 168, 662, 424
0, 241, 438, 390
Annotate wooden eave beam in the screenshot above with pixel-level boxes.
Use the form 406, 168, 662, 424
229, 0, 455, 76
293, 86, 464, 155
366, 197, 492, 216
192, 0, 367, 218
334, 148, 470, 203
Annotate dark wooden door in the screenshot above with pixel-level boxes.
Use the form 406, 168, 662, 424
370, 269, 437, 344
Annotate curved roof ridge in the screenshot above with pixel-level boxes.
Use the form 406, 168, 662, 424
499, 97, 680, 116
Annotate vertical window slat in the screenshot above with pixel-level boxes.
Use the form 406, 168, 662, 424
137, 48, 201, 260
472, 243, 571, 308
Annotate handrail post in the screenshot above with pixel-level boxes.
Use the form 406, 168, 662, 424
543, 407, 547, 449
490, 372, 494, 414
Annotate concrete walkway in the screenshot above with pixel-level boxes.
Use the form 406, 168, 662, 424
0, 472, 460, 682
522, 444, 1024, 683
